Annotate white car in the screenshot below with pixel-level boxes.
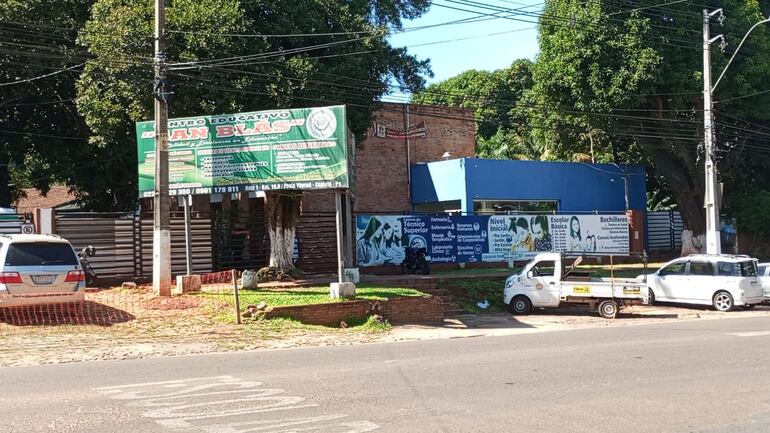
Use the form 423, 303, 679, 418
644, 254, 763, 312
757, 263, 770, 302
0, 234, 86, 307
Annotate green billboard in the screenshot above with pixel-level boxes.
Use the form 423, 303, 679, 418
137, 105, 351, 197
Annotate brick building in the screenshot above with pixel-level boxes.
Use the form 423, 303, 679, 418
297, 103, 476, 271
301, 103, 476, 214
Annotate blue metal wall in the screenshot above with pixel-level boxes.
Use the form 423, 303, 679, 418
411, 159, 467, 209
411, 158, 647, 214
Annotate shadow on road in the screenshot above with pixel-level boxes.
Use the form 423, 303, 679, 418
532, 307, 680, 320
0, 301, 135, 327
442, 313, 535, 329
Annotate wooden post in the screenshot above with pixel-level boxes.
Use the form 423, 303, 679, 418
344, 192, 354, 268
335, 191, 344, 283
232, 269, 241, 324
183, 195, 193, 276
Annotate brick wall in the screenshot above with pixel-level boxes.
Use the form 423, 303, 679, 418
302, 103, 475, 214
354, 103, 475, 213
263, 295, 443, 326
297, 103, 475, 272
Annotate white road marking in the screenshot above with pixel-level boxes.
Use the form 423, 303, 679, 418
730, 331, 770, 337
95, 376, 380, 432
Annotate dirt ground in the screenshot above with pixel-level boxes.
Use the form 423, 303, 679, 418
2, 286, 769, 367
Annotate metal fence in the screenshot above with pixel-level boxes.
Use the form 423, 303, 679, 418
0, 213, 26, 234
55, 212, 214, 283
647, 210, 683, 252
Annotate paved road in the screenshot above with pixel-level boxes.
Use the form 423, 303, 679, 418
3, 316, 770, 433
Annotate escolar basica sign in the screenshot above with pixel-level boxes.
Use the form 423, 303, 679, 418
136, 105, 352, 197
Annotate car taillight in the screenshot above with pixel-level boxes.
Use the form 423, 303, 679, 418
64, 270, 85, 283
0, 272, 23, 284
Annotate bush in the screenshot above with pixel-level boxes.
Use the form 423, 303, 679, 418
256, 267, 305, 283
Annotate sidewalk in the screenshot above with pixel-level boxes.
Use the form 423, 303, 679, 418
386, 304, 770, 342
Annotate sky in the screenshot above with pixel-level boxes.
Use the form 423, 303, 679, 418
388, 1, 543, 88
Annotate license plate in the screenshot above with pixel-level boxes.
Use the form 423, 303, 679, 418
31, 275, 56, 285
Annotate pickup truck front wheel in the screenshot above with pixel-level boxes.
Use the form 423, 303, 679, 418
509, 295, 532, 315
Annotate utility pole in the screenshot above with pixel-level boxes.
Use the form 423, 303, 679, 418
702, 9, 724, 255
153, 0, 171, 295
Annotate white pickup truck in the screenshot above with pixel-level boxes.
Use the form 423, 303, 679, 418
503, 253, 648, 319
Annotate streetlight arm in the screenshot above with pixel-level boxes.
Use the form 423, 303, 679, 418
712, 17, 770, 93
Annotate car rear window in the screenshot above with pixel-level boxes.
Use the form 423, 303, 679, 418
4, 242, 78, 266
716, 261, 757, 277
739, 261, 758, 277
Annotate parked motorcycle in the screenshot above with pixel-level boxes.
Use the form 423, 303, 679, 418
78, 245, 97, 286
401, 247, 430, 275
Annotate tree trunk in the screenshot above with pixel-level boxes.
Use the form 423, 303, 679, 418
636, 100, 706, 255
265, 192, 301, 271
0, 150, 10, 208
681, 230, 705, 256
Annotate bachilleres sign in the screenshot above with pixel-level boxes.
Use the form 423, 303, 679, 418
136, 105, 352, 197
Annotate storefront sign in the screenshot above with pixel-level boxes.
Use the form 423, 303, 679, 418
137, 105, 350, 197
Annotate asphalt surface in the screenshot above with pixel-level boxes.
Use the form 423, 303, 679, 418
3, 316, 770, 433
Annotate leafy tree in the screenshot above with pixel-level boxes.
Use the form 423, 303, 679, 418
77, 0, 431, 271
412, 59, 537, 159
0, 0, 91, 207
530, 0, 770, 252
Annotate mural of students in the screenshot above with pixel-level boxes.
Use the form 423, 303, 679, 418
357, 216, 414, 266
509, 217, 534, 252
568, 216, 597, 253
357, 216, 384, 266
530, 215, 552, 252
568, 216, 583, 253
379, 220, 407, 265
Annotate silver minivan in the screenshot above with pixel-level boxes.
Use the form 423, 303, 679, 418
0, 234, 85, 307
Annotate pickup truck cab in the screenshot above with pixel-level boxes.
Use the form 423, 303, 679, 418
645, 254, 762, 311
503, 253, 647, 319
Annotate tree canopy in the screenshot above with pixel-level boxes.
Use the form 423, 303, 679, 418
532, 0, 770, 235
417, 1, 770, 238
1, 0, 432, 210
0, 0, 91, 207
413, 59, 538, 159
74, 0, 432, 210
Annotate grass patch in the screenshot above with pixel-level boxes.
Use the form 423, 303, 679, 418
242, 315, 391, 334
234, 285, 425, 308
343, 315, 391, 333
433, 267, 513, 275
450, 280, 506, 314
196, 285, 426, 325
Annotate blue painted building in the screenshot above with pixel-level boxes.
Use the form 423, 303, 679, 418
410, 158, 647, 215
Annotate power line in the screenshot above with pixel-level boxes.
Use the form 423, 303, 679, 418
607, 0, 690, 17
0, 62, 85, 87
167, 29, 380, 38
714, 88, 770, 104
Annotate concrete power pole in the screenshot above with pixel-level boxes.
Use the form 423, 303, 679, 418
702, 9, 723, 255
153, 0, 172, 295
